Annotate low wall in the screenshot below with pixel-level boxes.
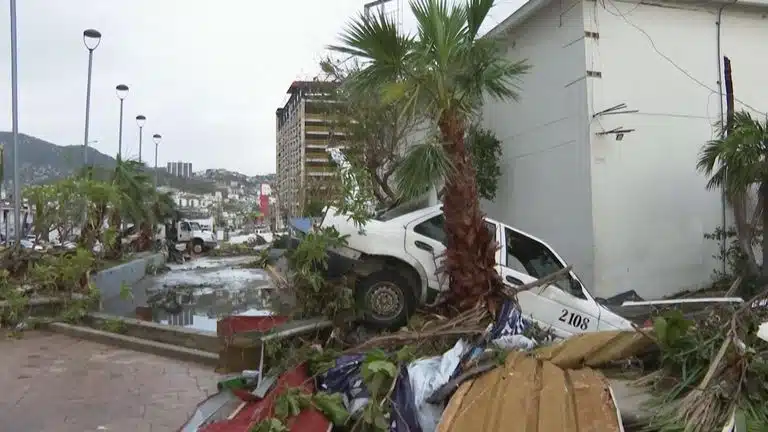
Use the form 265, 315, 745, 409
91, 252, 165, 316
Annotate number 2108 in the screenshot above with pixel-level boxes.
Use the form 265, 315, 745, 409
559, 309, 590, 330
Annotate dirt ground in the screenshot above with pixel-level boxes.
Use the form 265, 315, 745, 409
0, 331, 221, 432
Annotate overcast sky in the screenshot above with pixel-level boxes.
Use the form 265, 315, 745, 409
0, 0, 524, 175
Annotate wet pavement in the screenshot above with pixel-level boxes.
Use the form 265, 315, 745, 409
117, 256, 274, 332
0, 331, 220, 432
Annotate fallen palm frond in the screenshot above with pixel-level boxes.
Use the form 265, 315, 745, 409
638, 286, 768, 432
346, 304, 490, 353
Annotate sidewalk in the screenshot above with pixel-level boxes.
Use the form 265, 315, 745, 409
0, 331, 220, 432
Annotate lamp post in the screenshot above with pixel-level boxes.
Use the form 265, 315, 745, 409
9, 0, 21, 242
136, 115, 146, 163
82, 29, 101, 166
153, 134, 162, 187
115, 84, 129, 160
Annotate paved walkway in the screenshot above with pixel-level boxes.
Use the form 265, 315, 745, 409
0, 331, 221, 432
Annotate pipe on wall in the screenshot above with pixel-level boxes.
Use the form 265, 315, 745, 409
715, 3, 733, 275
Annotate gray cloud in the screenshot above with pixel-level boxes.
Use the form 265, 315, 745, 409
0, 0, 523, 175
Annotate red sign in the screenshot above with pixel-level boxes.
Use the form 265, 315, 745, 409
259, 195, 269, 220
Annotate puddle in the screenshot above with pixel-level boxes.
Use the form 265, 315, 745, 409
114, 256, 274, 332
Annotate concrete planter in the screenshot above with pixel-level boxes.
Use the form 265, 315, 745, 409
90, 252, 165, 316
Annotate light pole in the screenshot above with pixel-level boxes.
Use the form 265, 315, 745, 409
116, 84, 129, 160
136, 115, 146, 163
153, 134, 162, 187
9, 0, 21, 242
82, 29, 101, 166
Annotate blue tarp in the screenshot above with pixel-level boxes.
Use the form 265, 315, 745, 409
288, 217, 312, 234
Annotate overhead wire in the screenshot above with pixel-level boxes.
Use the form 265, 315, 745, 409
601, 0, 766, 117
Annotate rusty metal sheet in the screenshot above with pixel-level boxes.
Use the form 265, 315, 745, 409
437, 351, 623, 432
534, 330, 654, 369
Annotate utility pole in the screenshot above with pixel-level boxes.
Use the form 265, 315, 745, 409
10, 0, 21, 243
723, 56, 734, 276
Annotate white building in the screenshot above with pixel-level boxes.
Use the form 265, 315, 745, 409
260, 183, 272, 197
480, 0, 768, 299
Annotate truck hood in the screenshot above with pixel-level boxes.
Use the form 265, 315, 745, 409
193, 230, 216, 241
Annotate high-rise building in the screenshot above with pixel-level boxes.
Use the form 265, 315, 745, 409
275, 80, 343, 216
166, 161, 193, 178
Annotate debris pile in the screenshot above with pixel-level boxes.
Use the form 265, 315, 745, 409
638, 290, 768, 431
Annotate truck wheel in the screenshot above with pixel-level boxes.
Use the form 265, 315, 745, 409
192, 239, 203, 254
356, 270, 416, 330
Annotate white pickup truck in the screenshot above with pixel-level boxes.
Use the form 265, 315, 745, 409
320, 204, 633, 336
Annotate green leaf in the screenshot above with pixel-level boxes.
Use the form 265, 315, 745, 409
249, 418, 288, 432
312, 392, 350, 426
366, 360, 398, 378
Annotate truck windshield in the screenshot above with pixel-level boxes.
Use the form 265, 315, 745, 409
375, 198, 430, 222
189, 222, 201, 231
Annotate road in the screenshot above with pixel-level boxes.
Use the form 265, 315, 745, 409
0, 331, 220, 432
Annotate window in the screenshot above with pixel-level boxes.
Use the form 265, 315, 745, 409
414, 215, 498, 246
484, 221, 497, 239
414, 215, 446, 244
504, 227, 582, 297
180, 222, 191, 232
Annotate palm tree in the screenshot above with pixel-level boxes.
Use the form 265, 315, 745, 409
331, 0, 529, 305
697, 110, 768, 278
92, 158, 167, 257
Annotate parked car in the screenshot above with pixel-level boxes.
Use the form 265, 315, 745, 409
320, 204, 634, 336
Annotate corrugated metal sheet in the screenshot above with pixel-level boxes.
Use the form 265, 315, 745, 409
437, 351, 623, 432
534, 330, 654, 369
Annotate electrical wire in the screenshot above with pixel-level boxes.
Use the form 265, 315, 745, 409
601, 0, 766, 117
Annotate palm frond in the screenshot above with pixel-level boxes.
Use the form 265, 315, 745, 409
697, 111, 768, 198
464, 0, 495, 40
394, 136, 454, 201
328, 11, 414, 88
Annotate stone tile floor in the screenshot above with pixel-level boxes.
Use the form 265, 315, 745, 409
0, 331, 221, 432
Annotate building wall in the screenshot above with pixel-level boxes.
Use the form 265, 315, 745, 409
481, 0, 596, 288
276, 83, 343, 216
586, 0, 768, 298
276, 98, 303, 217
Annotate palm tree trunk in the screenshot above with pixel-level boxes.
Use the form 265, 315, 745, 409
761, 183, 768, 278
731, 192, 760, 276
438, 110, 503, 307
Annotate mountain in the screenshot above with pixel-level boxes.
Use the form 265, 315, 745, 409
0, 132, 218, 194
0, 132, 116, 185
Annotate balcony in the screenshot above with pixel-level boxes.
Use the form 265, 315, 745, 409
305, 114, 339, 123
307, 171, 336, 177
306, 157, 330, 164
305, 124, 346, 135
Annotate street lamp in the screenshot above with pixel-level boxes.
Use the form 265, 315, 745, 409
136, 115, 146, 163
9, 0, 20, 243
153, 134, 162, 186
82, 28, 101, 166
116, 84, 129, 160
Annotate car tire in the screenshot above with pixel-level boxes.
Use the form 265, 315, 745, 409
192, 239, 203, 254
356, 269, 416, 330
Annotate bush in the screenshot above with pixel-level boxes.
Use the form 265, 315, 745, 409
704, 226, 761, 281
283, 227, 355, 319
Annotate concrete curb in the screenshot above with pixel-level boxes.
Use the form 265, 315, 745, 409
48, 322, 219, 367
86, 312, 219, 353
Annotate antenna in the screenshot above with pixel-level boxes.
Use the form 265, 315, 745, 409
364, 0, 403, 31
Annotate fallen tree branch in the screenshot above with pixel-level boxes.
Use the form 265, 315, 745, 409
345, 328, 485, 353
501, 265, 573, 298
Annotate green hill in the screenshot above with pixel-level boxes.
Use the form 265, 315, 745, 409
0, 132, 218, 194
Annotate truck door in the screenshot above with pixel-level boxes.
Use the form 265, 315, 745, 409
178, 222, 192, 242
405, 212, 502, 294
500, 225, 600, 336
404, 213, 448, 293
